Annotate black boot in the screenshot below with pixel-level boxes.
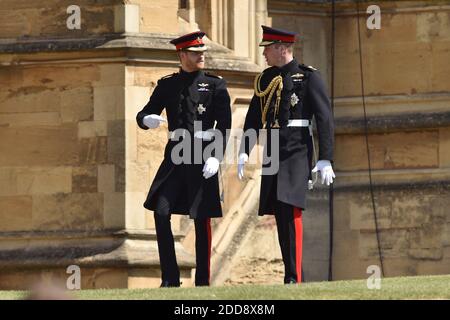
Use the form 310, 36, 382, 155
195, 281, 209, 287
285, 278, 298, 285
160, 280, 181, 288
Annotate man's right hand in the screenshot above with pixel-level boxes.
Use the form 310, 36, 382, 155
143, 114, 166, 129
237, 153, 249, 180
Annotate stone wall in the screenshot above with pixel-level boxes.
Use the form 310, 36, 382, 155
0, 62, 108, 231
0, 0, 117, 38
0, 55, 198, 289
332, 0, 450, 279
128, 0, 179, 34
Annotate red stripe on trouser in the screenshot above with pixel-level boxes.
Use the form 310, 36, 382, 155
293, 207, 303, 283
206, 218, 212, 282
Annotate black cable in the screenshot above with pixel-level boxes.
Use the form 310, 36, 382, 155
355, 0, 385, 277
328, 0, 336, 282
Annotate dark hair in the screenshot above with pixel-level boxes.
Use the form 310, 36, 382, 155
274, 43, 294, 53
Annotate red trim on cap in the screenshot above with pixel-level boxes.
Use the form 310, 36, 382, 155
263, 33, 295, 43
175, 38, 204, 50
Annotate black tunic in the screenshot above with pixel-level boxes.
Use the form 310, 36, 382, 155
136, 69, 232, 219
240, 59, 334, 215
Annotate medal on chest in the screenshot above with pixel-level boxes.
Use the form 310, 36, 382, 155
291, 93, 299, 107
197, 104, 206, 115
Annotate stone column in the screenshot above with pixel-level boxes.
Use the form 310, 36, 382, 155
255, 0, 269, 67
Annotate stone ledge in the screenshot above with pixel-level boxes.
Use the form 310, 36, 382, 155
334, 111, 450, 134
0, 33, 262, 73
0, 228, 184, 241
0, 238, 195, 271
334, 177, 450, 192
0, 33, 165, 53
0, 33, 230, 53
0, 229, 195, 271
335, 168, 450, 187
334, 93, 450, 117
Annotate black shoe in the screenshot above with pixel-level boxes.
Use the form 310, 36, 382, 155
285, 278, 298, 285
160, 281, 181, 288
195, 282, 210, 287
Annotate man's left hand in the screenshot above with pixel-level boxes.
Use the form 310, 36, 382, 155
312, 160, 335, 186
203, 157, 220, 179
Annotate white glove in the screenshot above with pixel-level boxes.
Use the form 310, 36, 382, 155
203, 157, 220, 179
237, 153, 249, 180
312, 160, 335, 186
142, 114, 166, 129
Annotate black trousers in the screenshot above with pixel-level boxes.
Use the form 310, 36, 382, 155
154, 214, 212, 286
274, 201, 304, 284
153, 166, 212, 286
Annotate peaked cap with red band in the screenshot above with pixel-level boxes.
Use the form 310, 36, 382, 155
170, 31, 208, 52
259, 25, 297, 47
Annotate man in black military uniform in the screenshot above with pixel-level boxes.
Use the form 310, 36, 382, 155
237, 25, 335, 284
136, 31, 232, 287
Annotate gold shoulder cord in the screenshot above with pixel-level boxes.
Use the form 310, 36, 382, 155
254, 73, 283, 127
